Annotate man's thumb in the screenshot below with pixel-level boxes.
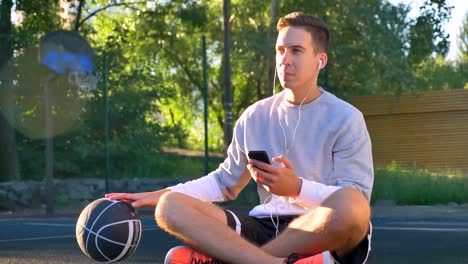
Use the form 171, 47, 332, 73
273, 155, 293, 169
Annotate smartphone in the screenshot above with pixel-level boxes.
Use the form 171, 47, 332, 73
248, 150, 271, 164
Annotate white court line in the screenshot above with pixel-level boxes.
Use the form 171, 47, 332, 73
0, 234, 76, 242
0, 227, 158, 243
24, 223, 76, 227
374, 226, 468, 232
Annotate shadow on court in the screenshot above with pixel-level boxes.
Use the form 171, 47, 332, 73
1, 206, 468, 263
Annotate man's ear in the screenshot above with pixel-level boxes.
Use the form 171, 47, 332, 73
318, 53, 328, 69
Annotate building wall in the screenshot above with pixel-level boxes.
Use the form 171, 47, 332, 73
351, 89, 468, 173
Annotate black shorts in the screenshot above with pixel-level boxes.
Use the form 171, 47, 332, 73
224, 209, 297, 246
224, 209, 372, 264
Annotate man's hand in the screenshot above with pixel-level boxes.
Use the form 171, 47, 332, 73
105, 189, 170, 208
247, 155, 302, 198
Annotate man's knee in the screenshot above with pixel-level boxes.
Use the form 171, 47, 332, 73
290, 188, 369, 231
155, 191, 186, 230
325, 187, 369, 216
155, 191, 227, 231
322, 187, 370, 248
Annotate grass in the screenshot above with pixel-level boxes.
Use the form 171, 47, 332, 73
115, 151, 225, 180
7, 151, 467, 212
227, 163, 468, 207
116, 153, 468, 206
17, 149, 468, 206
115, 151, 261, 207
371, 162, 468, 205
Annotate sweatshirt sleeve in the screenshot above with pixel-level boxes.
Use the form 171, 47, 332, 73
288, 179, 342, 208
168, 172, 226, 202
168, 114, 249, 202
331, 112, 374, 200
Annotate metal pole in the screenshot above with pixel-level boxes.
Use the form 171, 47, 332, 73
223, 0, 233, 152
104, 54, 110, 193
202, 36, 209, 175
44, 75, 54, 215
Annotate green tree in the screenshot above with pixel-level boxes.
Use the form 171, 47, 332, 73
1, 0, 464, 182
458, 12, 468, 59
456, 12, 468, 88
411, 10, 466, 91
413, 56, 466, 90
0, 0, 19, 180
408, 0, 453, 65
1, 0, 62, 181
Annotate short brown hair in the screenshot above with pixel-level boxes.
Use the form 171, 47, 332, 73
277, 12, 330, 53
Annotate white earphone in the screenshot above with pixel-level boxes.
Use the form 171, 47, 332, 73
319, 59, 323, 69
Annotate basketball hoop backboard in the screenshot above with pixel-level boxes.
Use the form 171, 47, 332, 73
39, 30, 100, 93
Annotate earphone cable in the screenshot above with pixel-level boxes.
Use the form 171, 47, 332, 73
279, 86, 313, 157
266, 85, 313, 237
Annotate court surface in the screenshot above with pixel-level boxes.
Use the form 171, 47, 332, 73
1, 210, 468, 263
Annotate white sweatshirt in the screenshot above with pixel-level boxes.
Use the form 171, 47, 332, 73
169, 88, 374, 217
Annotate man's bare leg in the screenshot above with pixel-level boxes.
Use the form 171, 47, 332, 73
155, 191, 284, 264
261, 187, 371, 258
156, 188, 369, 263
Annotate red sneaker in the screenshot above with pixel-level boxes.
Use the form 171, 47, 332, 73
164, 245, 222, 264
283, 252, 332, 264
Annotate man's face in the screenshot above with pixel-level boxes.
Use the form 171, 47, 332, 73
276, 26, 322, 91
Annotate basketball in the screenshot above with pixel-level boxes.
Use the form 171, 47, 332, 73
76, 198, 142, 262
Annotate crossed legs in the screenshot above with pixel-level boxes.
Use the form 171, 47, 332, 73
155, 187, 370, 264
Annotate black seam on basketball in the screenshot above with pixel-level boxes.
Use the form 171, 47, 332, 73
96, 220, 136, 261
77, 198, 142, 262
84, 199, 119, 252
111, 221, 135, 262
78, 220, 141, 247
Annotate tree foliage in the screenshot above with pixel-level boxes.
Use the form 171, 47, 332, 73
0, 0, 465, 181
458, 12, 468, 59
408, 0, 453, 65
